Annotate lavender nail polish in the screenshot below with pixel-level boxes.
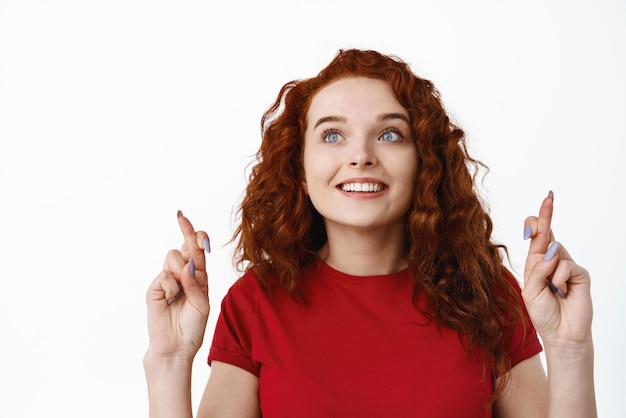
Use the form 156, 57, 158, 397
168, 283, 183, 304
548, 280, 558, 293
544, 242, 559, 261
557, 289, 566, 298
189, 258, 196, 275
203, 238, 211, 253
523, 225, 532, 240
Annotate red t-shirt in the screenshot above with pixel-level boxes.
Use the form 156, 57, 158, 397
208, 257, 542, 417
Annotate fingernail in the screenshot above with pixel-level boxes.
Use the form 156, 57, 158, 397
544, 241, 559, 261
168, 283, 183, 304
548, 280, 558, 293
203, 237, 211, 253
189, 258, 195, 275
548, 190, 554, 200
523, 225, 532, 240
177, 210, 183, 219
557, 289, 566, 298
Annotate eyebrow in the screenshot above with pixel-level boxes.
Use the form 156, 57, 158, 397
378, 113, 410, 124
313, 116, 346, 129
313, 113, 410, 129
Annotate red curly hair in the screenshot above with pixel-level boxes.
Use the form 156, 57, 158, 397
232, 49, 524, 393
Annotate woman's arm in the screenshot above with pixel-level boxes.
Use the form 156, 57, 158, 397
144, 212, 261, 418
493, 355, 547, 418
197, 361, 261, 418
494, 346, 595, 418
500, 191, 597, 417
144, 356, 262, 418
144, 211, 210, 418
543, 340, 596, 418
144, 353, 196, 418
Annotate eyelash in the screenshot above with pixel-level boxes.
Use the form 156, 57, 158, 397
379, 128, 405, 142
320, 127, 406, 143
321, 129, 342, 143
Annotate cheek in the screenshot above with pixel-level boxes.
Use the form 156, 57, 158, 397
396, 156, 418, 197
404, 151, 419, 185
303, 152, 332, 183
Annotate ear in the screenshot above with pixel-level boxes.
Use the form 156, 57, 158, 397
302, 181, 308, 195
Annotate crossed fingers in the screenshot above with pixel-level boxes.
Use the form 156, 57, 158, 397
161, 211, 210, 304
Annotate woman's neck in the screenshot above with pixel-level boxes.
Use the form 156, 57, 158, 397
319, 223, 408, 276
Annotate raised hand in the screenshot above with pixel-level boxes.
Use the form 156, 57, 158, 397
146, 211, 211, 359
521, 191, 593, 348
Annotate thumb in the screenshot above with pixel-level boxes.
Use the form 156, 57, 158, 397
180, 259, 209, 313
524, 242, 561, 300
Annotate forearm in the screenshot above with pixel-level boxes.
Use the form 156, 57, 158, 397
545, 341, 597, 418
144, 352, 195, 418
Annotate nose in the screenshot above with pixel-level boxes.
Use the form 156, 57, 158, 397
349, 138, 377, 168
350, 159, 374, 167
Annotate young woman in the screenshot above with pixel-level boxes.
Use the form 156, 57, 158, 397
144, 49, 596, 417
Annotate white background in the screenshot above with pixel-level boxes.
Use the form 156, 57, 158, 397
1, 0, 624, 416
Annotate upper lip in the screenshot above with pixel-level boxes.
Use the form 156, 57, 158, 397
337, 177, 385, 185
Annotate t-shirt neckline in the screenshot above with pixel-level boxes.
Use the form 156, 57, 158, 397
312, 254, 411, 285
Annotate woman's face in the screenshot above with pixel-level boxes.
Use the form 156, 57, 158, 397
302, 77, 418, 235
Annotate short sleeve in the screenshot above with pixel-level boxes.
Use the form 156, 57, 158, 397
207, 273, 261, 377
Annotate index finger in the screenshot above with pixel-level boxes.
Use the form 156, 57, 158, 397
177, 210, 206, 270
527, 190, 554, 257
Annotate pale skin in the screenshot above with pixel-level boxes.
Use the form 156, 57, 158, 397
144, 77, 596, 417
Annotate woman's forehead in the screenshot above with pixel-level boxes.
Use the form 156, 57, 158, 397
306, 77, 407, 123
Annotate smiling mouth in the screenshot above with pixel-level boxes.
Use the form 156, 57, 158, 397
339, 182, 385, 193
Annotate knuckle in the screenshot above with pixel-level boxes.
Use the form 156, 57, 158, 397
166, 249, 182, 259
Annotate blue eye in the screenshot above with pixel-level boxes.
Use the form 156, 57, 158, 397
380, 130, 401, 142
323, 131, 342, 143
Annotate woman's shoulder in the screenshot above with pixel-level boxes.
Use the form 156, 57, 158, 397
226, 269, 264, 299
223, 266, 293, 303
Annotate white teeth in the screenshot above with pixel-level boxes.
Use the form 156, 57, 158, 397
340, 182, 384, 192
